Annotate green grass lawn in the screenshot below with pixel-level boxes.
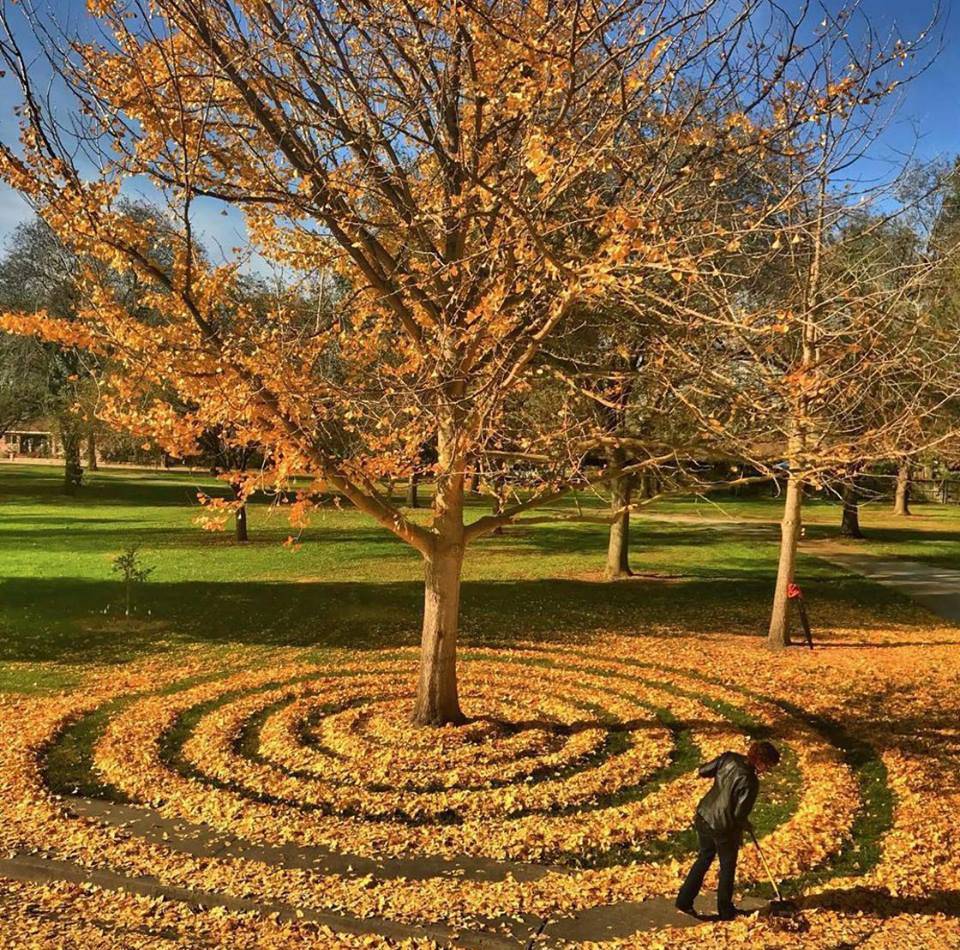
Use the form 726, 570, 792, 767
653, 488, 960, 565
1, 463, 954, 693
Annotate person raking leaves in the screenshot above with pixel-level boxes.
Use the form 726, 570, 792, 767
675, 740, 781, 920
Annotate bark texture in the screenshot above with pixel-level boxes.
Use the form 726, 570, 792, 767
768, 475, 802, 650
893, 460, 911, 516
232, 482, 249, 542
491, 473, 505, 536
86, 430, 98, 471
63, 429, 83, 495
411, 404, 465, 727
605, 470, 633, 580
406, 473, 419, 509
840, 481, 863, 538
412, 545, 465, 726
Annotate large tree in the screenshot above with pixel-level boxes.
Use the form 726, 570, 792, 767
0, 0, 911, 720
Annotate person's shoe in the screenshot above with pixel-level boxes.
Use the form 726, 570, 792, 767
717, 907, 744, 921
675, 900, 697, 916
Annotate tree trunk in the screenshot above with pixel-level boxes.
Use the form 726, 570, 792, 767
232, 482, 249, 542
412, 544, 466, 726
840, 480, 863, 539
406, 472, 419, 508
768, 475, 803, 650
893, 460, 911, 516
412, 423, 465, 726
491, 473, 505, 536
63, 430, 83, 495
86, 429, 98, 471
605, 469, 633, 580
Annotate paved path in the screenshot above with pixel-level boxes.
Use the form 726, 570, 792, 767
644, 513, 960, 625
640, 512, 778, 539
814, 546, 960, 624
0, 847, 762, 947
540, 895, 765, 945
0, 852, 503, 949
2, 795, 761, 947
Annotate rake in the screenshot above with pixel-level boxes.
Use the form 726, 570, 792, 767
749, 829, 802, 919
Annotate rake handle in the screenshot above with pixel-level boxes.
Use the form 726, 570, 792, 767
749, 829, 783, 902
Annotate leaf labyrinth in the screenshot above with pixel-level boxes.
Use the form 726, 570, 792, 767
41, 649, 854, 871
0, 643, 920, 945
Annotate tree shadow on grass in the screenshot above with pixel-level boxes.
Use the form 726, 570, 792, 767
803, 885, 960, 918
813, 639, 960, 649
0, 570, 942, 667
478, 521, 779, 557
0, 517, 414, 551
0, 466, 302, 509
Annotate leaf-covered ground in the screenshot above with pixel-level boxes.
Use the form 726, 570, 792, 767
2, 465, 960, 946
2, 629, 960, 947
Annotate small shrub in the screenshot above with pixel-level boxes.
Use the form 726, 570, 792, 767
112, 544, 155, 617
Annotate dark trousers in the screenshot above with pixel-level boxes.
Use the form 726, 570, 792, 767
676, 816, 740, 916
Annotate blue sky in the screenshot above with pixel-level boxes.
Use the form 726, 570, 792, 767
0, 0, 957, 256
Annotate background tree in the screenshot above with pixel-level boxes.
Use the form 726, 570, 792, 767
0, 332, 47, 441
868, 159, 960, 515
825, 213, 931, 540
649, 72, 956, 647
759, 192, 952, 646
0, 219, 94, 492
839, 468, 866, 539
893, 458, 913, 515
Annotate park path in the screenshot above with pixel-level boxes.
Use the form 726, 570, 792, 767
640, 511, 777, 537
643, 511, 960, 625
813, 544, 960, 624
0, 795, 761, 947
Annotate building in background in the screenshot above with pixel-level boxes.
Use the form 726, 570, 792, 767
0, 420, 61, 459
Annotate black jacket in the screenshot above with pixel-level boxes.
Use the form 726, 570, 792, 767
694, 752, 759, 839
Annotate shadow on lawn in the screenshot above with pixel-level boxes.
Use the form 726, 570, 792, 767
805, 885, 960, 919
484, 522, 777, 558
0, 516, 415, 551
0, 569, 929, 666
810, 524, 960, 545
0, 467, 305, 509
1, 468, 202, 508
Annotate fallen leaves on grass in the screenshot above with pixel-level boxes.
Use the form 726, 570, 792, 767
0, 632, 956, 947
